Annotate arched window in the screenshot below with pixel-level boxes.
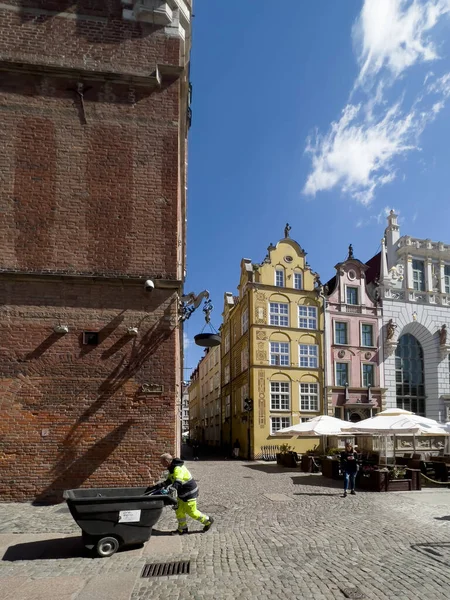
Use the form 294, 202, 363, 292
395, 334, 425, 416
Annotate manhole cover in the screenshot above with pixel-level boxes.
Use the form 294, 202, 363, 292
141, 561, 190, 578
341, 588, 364, 599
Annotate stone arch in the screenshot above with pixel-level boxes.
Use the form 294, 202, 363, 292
269, 331, 291, 342
269, 292, 290, 303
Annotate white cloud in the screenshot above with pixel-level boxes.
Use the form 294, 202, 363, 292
303, 0, 450, 205
356, 206, 400, 228
183, 332, 193, 353
353, 0, 450, 86
304, 102, 419, 205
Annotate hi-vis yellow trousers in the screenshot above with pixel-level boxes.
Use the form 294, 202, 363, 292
175, 498, 209, 531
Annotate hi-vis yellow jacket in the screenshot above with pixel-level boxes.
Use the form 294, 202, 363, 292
164, 458, 198, 500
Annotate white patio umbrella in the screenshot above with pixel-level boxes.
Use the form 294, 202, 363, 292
277, 415, 351, 454
277, 415, 349, 436
341, 410, 448, 461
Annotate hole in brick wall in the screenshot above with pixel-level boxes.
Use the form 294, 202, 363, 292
83, 332, 99, 345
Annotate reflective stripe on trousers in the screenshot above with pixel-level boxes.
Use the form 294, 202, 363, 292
176, 499, 209, 530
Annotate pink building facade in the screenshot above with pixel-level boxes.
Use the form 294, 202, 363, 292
324, 249, 385, 422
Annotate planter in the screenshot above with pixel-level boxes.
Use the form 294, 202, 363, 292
301, 455, 314, 473
358, 469, 421, 492
276, 453, 297, 468
388, 479, 412, 492
322, 459, 341, 480
194, 333, 221, 347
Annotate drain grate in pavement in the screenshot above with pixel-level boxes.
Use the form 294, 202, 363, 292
141, 561, 190, 578
341, 588, 364, 599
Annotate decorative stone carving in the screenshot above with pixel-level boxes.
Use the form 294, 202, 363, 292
386, 319, 397, 341
255, 306, 266, 324
440, 324, 447, 345
365, 352, 372, 360
338, 350, 345, 359
256, 330, 267, 341
258, 370, 266, 427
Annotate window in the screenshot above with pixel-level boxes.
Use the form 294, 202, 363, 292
294, 273, 302, 290
445, 265, 450, 294
346, 287, 358, 305
335, 322, 348, 345
209, 378, 214, 393
270, 382, 290, 410
224, 364, 230, 384
224, 334, 230, 354
336, 363, 349, 386
214, 373, 220, 389
270, 416, 291, 435
224, 395, 230, 419
395, 334, 425, 416
362, 363, 375, 387
241, 308, 249, 333
299, 344, 318, 368
270, 302, 289, 327
275, 269, 285, 287
412, 260, 425, 291
298, 306, 317, 329
300, 383, 319, 411
270, 342, 290, 366
241, 347, 249, 370
361, 324, 374, 347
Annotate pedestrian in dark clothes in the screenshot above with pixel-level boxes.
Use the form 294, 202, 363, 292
340, 442, 358, 497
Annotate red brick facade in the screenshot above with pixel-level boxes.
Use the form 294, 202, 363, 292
0, 1, 191, 501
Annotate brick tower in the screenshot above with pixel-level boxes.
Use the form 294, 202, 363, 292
0, 1, 192, 501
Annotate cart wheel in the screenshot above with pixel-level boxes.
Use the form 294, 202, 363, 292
96, 536, 120, 558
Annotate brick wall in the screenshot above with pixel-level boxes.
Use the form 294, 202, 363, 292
0, 1, 188, 500
0, 278, 180, 502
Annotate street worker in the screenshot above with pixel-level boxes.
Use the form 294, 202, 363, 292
159, 453, 214, 535
340, 442, 358, 497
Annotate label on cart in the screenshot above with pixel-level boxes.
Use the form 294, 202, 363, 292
118, 509, 141, 523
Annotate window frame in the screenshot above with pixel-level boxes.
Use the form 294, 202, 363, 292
241, 308, 249, 334
445, 265, 450, 294
224, 333, 230, 354
269, 341, 290, 367
299, 382, 320, 412
270, 416, 291, 435
360, 323, 374, 347
298, 305, 317, 330
346, 286, 359, 305
224, 364, 230, 384
241, 346, 249, 371
293, 272, 303, 290
270, 381, 291, 411
334, 321, 348, 345
335, 362, 349, 387
269, 302, 289, 327
412, 259, 425, 292
275, 269, 285, 287
299, 344, 318, 368
362, 362, 375, 387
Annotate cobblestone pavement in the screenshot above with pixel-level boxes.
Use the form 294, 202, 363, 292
2, 460, 450, 599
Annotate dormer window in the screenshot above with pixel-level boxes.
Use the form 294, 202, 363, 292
294, 272, 302, 290
346, 287, 358, 305
275, 269, 285, 287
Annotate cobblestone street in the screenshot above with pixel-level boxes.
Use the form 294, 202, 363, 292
2, 460, 450, 599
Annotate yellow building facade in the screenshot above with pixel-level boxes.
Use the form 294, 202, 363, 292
221, 232, 324, 458
188, 345, 221, 446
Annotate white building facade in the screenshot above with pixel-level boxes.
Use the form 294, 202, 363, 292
375, 211, 450, 422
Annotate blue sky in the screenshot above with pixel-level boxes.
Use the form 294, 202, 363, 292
183, 0, 450, 375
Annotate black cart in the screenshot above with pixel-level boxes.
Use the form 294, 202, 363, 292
63, 486, 177, 557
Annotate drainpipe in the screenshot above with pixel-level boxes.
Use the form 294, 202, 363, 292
319, 286, 328, 417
